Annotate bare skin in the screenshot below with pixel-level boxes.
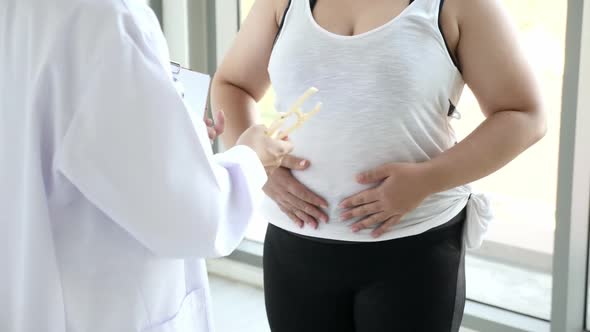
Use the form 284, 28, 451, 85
211, 0, 546, 235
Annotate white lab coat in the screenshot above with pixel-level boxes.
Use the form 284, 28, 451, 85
0, 0, 266, 331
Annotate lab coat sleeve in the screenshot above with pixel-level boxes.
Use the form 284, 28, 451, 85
55, 20, 266, 258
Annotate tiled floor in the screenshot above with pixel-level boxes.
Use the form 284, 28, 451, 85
209, 275, 478, 332
209, 276, 270, 332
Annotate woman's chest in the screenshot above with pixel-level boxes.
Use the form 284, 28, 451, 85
269, 31, 457, 115
311, 0, 411, 37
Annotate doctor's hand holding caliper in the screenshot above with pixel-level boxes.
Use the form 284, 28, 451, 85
0, 0, 291, 331
206, 108, 293, 174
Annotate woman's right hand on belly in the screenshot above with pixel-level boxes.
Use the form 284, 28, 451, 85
263, 155, 329, 229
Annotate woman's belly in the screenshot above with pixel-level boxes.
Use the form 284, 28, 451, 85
278, 110, 436, 219
290, 141, 394, 222
260, 114, 468, 241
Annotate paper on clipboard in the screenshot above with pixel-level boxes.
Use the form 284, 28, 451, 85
177, 67, 211, 119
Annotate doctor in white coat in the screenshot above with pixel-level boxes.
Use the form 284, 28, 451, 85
0, 0, 293, 331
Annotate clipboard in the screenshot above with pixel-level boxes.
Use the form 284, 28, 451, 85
171, 62, 211, 119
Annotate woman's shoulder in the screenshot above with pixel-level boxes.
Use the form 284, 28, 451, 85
449, 0, 507, 24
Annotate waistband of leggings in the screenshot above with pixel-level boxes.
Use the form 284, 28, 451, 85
274, 206, 467, 245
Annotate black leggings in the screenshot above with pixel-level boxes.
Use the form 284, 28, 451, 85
263, 209, 466, 332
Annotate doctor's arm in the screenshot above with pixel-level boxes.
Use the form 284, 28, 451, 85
55, 25, 290, 258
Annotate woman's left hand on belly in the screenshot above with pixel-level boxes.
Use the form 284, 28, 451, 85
339, 163, 433, 238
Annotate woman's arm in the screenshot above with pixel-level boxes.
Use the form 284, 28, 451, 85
424, 0, 546, 192
340, 0, 546, 237
211, 0, 329, 228
211, 0, 281, 147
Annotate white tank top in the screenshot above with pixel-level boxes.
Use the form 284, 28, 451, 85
262, 0, 493, 246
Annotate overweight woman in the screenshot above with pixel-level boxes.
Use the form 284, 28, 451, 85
212, 0, 546, 331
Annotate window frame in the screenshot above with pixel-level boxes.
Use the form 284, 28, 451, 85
155, 0, 590, 330
551, 0, 590, 331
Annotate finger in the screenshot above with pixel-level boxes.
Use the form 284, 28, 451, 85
203, 106, 209, 122
294, 210, 318, 230
339, 188, 379, 209
287, 180, 329, 209
281, 155, 310, 171
214, 110, 225, 135
340, 202, 382, 221
357, 164, 392, 184
371, 216, 402, 238
279, 205, 304, 228
205, 118, 213, 127
208, 127, 216, 140
351, 213, 388, 233
274, 139, 294, 155
264, 160, 283, 176
286, 191, 328, 223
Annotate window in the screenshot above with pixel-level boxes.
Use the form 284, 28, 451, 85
238, 0, 566, 320
457, 0, 566, 319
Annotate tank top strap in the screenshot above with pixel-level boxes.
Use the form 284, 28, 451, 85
411, 0, 461, 71
274, 0, 308, 46
409, 0, 442, 24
